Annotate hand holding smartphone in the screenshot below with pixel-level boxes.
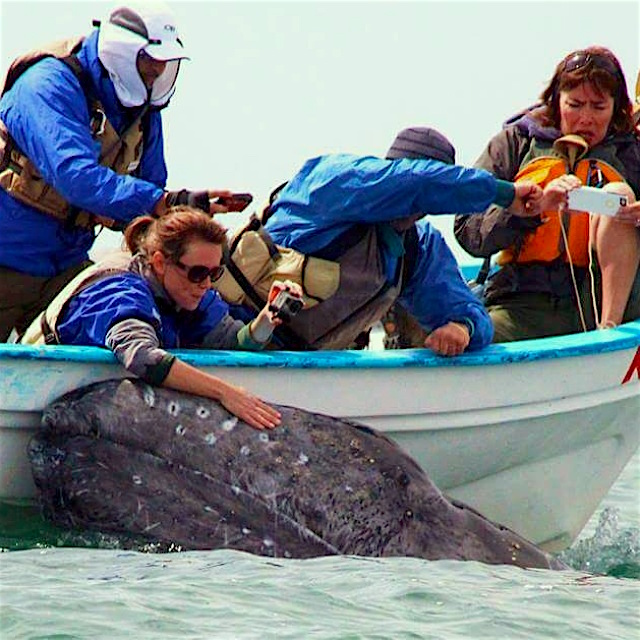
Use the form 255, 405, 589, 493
214, 193, 253, 212
567, 186, 627, 217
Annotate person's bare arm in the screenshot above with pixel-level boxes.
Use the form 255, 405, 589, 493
163, 358, 281, 430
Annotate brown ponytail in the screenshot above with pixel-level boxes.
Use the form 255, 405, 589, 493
123, 215, 155, 254
123, 206, 227, 261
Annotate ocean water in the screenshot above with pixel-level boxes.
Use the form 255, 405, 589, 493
1, 452, 638, 639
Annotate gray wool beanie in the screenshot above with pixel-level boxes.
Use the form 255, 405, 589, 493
386, 127, 456, 164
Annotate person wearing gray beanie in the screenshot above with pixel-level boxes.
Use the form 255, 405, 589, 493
218, 125, 542, 355
381, 127, 457, 349
386, 126, 456, 164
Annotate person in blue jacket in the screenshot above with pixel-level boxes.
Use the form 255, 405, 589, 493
22, 206, 299, 430
232, 127, 542, 355
0, 2, 238, 342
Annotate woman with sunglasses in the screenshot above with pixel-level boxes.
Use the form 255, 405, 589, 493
22, 206, 298, 430
454, 46, 640, 341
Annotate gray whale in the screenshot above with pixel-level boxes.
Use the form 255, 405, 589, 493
29, 379, 565, 569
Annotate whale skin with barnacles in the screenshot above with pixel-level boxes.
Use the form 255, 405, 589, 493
29, 378, 566, 569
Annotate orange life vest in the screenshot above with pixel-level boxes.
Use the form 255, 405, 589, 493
498, 135, 628, 267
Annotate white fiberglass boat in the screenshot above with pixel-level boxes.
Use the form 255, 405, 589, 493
1, 318, 639, 552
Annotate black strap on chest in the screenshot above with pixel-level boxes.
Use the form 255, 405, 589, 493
222, 242, 313, 350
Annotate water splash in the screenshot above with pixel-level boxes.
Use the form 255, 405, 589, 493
560, 507, 640, 578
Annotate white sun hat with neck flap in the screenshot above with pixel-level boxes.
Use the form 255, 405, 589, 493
97, 2, 189, 108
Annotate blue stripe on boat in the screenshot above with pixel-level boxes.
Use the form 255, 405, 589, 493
2, 319, 639, 369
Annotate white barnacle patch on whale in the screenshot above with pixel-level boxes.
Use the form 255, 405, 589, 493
167, 400, 181, 417
240, 445, 251, 456
221, 417, 238, 432
258, 433, 269, 443
196, 406, 210, 419
242, 527, 251, 535
175, 424, 186, 436
132, 475, 142, 485
204, 433, 217, 446
142, 386, 155, 407
296, 452, 309, 466
262, 537, 274, 548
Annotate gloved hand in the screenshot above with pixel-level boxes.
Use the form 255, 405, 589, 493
165, 189, 211, 214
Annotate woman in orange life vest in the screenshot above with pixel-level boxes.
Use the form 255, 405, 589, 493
454, 46, 640, 342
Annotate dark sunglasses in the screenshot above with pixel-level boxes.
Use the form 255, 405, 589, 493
562, 52, 623, 82
173, 259, 225, 284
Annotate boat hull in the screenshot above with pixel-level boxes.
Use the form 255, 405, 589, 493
1, 321, 639, 551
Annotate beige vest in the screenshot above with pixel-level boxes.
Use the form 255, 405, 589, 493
21, 251, 133, 345
0, 38, 145, 230
214, 211, 402, 350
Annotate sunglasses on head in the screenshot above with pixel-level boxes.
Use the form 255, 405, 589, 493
173, 258, 225, 284
562, 52, 622, 81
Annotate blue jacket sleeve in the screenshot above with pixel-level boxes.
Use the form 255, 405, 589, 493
136, 109, 168, 187
57, 275, 161, 347
398, 220, 494, 350
0, 58, 165, 223
266, 154, 508, 253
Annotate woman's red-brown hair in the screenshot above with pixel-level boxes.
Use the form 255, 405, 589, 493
537, 46, 633, 136
124, 205, 227, 261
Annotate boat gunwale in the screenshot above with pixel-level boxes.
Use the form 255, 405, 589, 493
1, 320, 639, 369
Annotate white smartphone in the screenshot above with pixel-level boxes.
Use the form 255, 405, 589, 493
567, 186, 627, 217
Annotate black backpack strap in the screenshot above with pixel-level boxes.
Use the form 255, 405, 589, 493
222, 243, 314, 351
223, 243, 267, 311
229, 215, 280, 262
261, 181, 289, 224
475, 255, 493, 286
401, 225, 419, 289
40, 312, 58, 345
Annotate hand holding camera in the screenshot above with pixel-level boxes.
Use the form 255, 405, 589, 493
248, 281, 305, 345
267, 281, 304, 323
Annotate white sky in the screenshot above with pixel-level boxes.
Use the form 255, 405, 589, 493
1, 0, 639, 261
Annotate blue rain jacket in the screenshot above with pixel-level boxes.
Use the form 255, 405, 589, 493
265, 154, 501, 349
0, 30, 167, 277
56, 273, 230, 349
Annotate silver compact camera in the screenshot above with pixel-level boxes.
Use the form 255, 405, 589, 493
268, 287, 304, 323
567, 186, 627, 217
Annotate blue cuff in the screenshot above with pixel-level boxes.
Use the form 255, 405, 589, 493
453, 317, 475, 339
237, 323, 267, 350
494, 180, 515, 208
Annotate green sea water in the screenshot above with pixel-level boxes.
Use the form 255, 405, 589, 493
1, 453, 638, 639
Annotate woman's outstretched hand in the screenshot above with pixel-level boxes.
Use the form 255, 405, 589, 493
218, 382, 282, 430
162, 358, 281, 430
